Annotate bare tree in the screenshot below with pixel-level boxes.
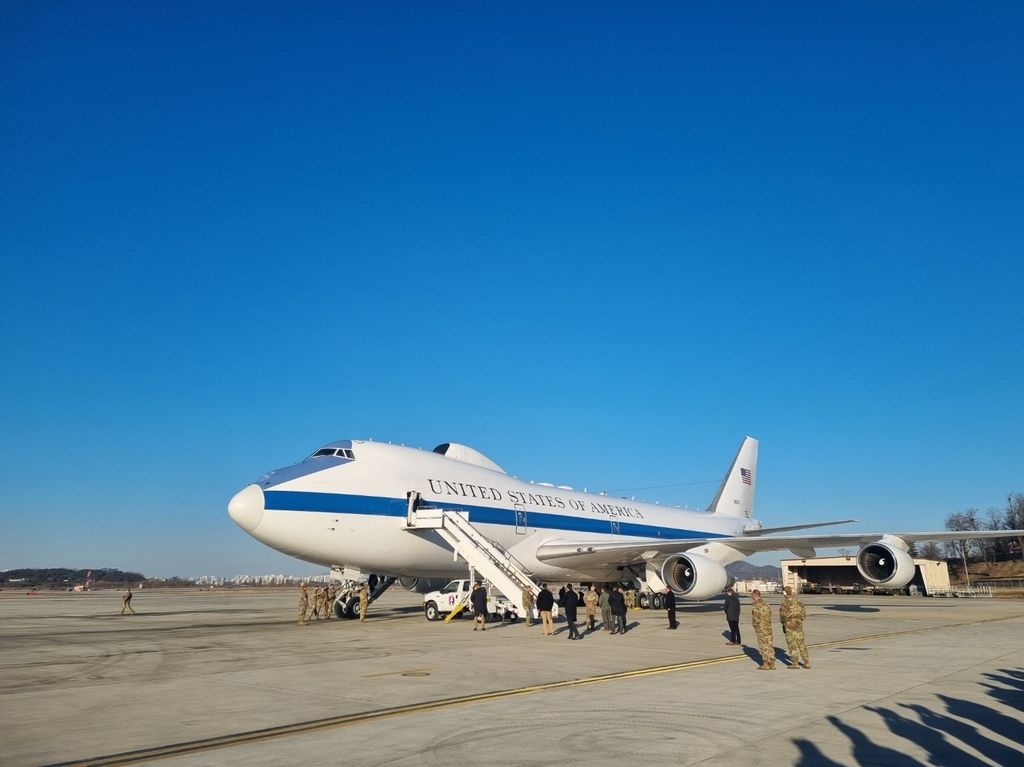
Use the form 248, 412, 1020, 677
1005, 492, 1024, 559
919, 541, 943, 561
944, 508, 980, 584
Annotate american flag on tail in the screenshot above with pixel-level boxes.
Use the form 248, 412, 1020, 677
740, 468, 752, 485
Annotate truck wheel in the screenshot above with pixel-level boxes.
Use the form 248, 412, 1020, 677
425, 601, 440, 621
651, 593, 663, 610
346, 598, 361, 620
638, 593, 650, 609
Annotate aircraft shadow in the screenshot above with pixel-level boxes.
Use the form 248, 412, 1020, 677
823, 605, 881, 613
792, 668, 1024, 766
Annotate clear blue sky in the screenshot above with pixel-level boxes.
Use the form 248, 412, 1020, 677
1, 3, 1021, 578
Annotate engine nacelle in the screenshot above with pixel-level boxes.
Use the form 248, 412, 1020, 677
856, 541, 916, 589
396, 577, 449, 594
660, 552, 734, 601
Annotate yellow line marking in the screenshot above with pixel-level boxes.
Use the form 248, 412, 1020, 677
48, 614, 1023, 767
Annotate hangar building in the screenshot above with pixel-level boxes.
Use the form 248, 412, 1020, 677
780, 556, 951, 596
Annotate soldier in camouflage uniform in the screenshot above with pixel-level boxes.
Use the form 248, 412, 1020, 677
326, 583, 336, 619
750, 589, 775, 670
583, 585, 599, 630
624, 587, 636, 610
309, 587, 322, 620
522, 586, 535, 626
779, 586, 810, 669
358, 583, 369, 622
298, 583, 309, 626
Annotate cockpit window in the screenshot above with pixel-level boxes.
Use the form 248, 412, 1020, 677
310, 447, 355, 459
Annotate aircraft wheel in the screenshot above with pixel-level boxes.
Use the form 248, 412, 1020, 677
638, 593, 650, 609
424, 601, 440, 621
333, 600, 347, 619
651, 593, 663, 610
346, 598, 361, 620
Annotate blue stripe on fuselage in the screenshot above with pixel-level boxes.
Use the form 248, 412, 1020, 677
262, 490, 727, 540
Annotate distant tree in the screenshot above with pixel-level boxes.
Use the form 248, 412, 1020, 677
907, 541, 920, 557
919, 541, 943, 561
1005, 492, 1024, 558
944, 509, 980, 584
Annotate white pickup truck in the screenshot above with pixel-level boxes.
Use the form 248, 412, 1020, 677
422, 579, 520, 623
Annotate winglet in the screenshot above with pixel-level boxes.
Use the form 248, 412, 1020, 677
707, 436, 758, 519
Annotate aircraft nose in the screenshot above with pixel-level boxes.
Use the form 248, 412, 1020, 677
228, 484, 265, 532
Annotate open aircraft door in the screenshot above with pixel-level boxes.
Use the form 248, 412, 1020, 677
515, 504, 527, 534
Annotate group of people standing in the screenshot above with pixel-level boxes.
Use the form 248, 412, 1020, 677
296, 577, 812, 671
521, 583, 631, 638
747, 586, 811, 670
297, 582, 356, 625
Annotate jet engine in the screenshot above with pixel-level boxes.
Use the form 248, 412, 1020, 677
856, 541, 916, 589
660, 553, 734, 601
396, 577, 449, 594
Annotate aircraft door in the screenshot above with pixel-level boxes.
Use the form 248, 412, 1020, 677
610, 520, 621, 539
515, 504, 527, 534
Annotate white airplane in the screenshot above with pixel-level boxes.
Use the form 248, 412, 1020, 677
228, 436, 1020, 600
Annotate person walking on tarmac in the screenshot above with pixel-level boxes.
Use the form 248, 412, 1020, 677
664, 587, 678, 629
297, 583, 309, 626
751, 589, 776, 670
583, 585, 599, 630
609, 586, 627, 634
599, 585, 612, 631
561, 584, 581, 639
536, 583, 555, 635
120, 586, 136, 616
326, 583, 336, 619
471, 582, 489, 631
521, 585, 535, 626
723, 587, 741, 645
358, 583, 369, 623
780, 586, 810, 669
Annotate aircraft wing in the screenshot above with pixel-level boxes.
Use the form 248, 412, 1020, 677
534, 529, 1024, 569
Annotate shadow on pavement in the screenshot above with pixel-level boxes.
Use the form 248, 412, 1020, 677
794, 668, 1024, 766
822, 605, 881, 613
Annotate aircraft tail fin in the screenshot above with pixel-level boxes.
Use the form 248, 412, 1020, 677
706, 436, 758, 519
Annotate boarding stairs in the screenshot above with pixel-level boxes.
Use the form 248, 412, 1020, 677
404, 495, 535, 618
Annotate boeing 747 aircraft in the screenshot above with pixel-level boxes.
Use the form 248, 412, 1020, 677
228, 437, 1020, 607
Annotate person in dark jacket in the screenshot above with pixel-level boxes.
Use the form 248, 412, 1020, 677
561, 583, 581, 639
470, 582, 489, 631
536, 583, 555, 635
608, 586, 627, 634
723, 587, 741, 644
664, 587, 678, 629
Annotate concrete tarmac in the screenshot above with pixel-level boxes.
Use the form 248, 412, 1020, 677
1, 588, 1022, 767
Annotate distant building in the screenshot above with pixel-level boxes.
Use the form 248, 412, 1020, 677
780, 556, 951, 596
733, 579, 782, 594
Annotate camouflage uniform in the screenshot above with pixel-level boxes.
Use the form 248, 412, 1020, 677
326, 584, 336, 619
751, 599, 775, 669
359, 585, 369, 622
583, 588, 599, 629
521, 587, 535, 626
298, 585, 309, 625
120, 588, 136, 615
309, 588, 322, 620
624, 588, 636, 610
780, 595, 810, 668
